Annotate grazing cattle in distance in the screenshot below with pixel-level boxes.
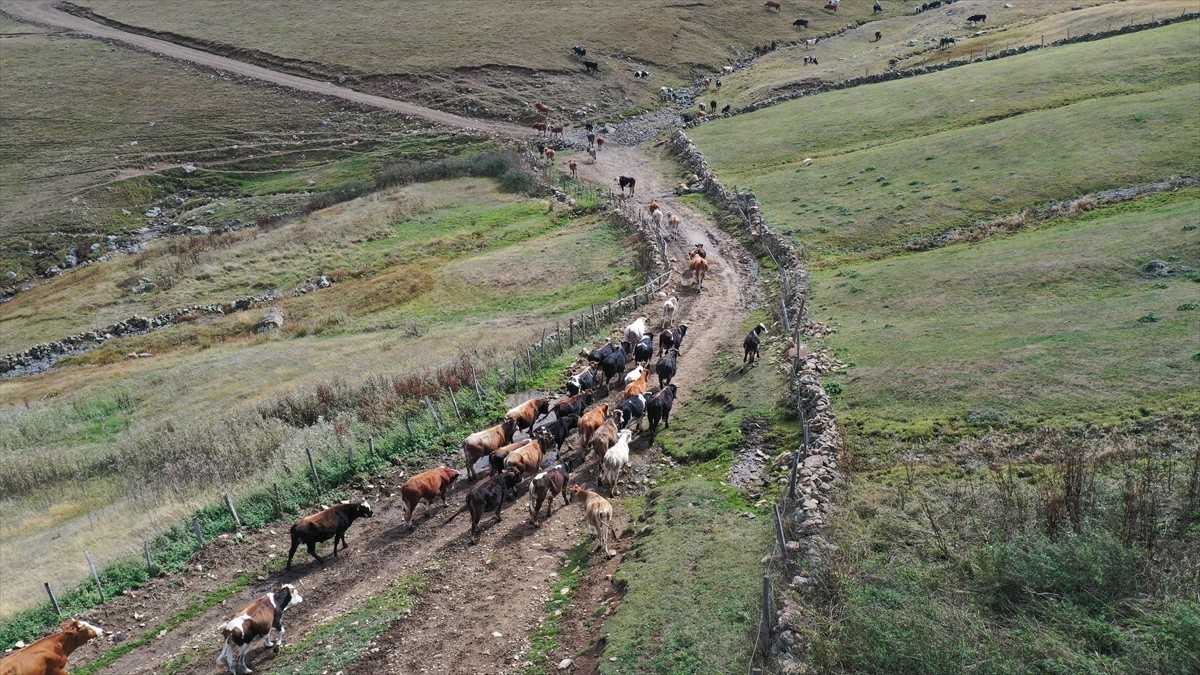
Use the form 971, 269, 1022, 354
461, 418, 517, 479
662, 296, 678, 327
578, 403, 610, 448
504, 438, 546, 480
0, 619, 103, 675
286, 500, 373, 570
632, 333, 655, 366
544, 147, 556, 162
584, 60, 599, 73
666, 212, 682, 238
616, 394, 647, 431
588, 415, 621, 461
600, 348, 628, 386
570, 485, 618, 558
648, 198, 661, 213
625, 316, 648, 349
587, 146, 598, 163
616, 175, 636, 196
824, 0, 839, 12
651, 208, 665, 230
600, 429, 634, 494
218, 584, 302, 675
874, 30, 882, 42
633, 70, 651, 78
656, 348, 680, 388
625, 364, 651, 397
710, 100, 717, 113
940, 36, 956, 47
874, 0, 883, 14
743, 323, 768, 366
647, 384, 678, 434
529, 462, 572, 526
534, 101, 551, 115
506, 396, 552, 434
688, 251, 710, 289
585, 341, 620, 364
550, 124, 565, 139
400, 467, 460, 527
532, 121, 547, 135
567, 364, 599, 396
968, 14, 986, 24
596, 136, 606, 151
553, 391, 593, 421
568, 159, 578, 178
793, 18, 809, 28
534, 413, 579, 455
721, 104, 731, 115
587, 131, 596, 147
764, 0, 782, 11
446, 469, 522, 542
723, 65, 735, 74
804, 56, 819, 66
703, 76, 713, 89
659, 324, 688, 355
490, 438, 533, 476
572, 45, 587, 56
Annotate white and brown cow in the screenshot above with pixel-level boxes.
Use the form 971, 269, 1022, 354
217, 584, 303, 674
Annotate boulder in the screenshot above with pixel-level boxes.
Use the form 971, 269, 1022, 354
257, 306, 284, 332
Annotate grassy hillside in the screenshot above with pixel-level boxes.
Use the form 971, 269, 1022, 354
812, 189, 1200, 437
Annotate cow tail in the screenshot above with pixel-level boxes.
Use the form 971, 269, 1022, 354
444, 502, 469, 523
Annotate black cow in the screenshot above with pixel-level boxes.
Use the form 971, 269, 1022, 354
721, 104, 731, 115
939, 36, 956, 48
573, 45, 587, 56
793, 18, 809, 28
743, 323, 768, 366
586, 341, 619, 364
567, 364, 599, 396
659, 324, 688, 356
633, 70, 651, 78
632, 333, 655, 365
617, 175, 636, 196
615, 394, 647, 431
584, 60, 599, 73
446, 469, 522, 543
533, 414, 579, 455
287, 500, 374, 569
647, 384, 677, 434
600, 348, 628, 386
552, 392, 593, 423
529, 462, 572, 527
967, 14, 986, 24
874, 1, 883, 14
655, 348, 680, 388
804, 56, 819, 66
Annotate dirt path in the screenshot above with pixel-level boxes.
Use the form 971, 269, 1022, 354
0, 0, 534, 139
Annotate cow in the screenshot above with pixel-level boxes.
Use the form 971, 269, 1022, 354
585, 341, 620, 364
550, 125, 565, 139
723, 65, 735, 74
568, 159, 578, 178
648, 199, 661, 213
647, 384, 678, 434
532, 121, 547, 135
504, 438, 546, 480
939, 36, 956, 48
600, 429, 634, 494
633, 70, 651, 78
804, 56, 819, 66
624, 316, 648, 349
584, 60, 599, 73
596, 136, 606, 151
710, 100, 718, 114
666, 212, 681, 239
659, 324, 688, 355
587, 131, 596, 147
624, 364, 651, 397
553, 391, 593, 421
662, 296, 678, 327
567, 364, 599, 396
743, 322, 768, 366
506, 396, 552, 434
543, 147, 556, 162
529, 462, 572, 526
968, 14, 986, 24
572, 45, 587, 57
824, 1, 839, 12
793, 18, 809, 29
286, 500, 373, 570
632, 333, 655, 365
587, 146, 598, 163
400, 467, 460, 527
217, 584, 303, 675
569, 485, 618, 558
616, 175, 636, 196
534, 102, 552, 115
600, 348, 628, 387
0, 619, 103, 675
651, 208, 665, 230
616, 393, 647, 431
461, 417, 517, 479
490, 438, 534, 477
623, 364, 645, 386
874, 0, 883, 14
874, 30, 882, 42
578, 403, 610, 448
533, 414, 578, 455
764, 0, 781, 10
721, 104, 731, 115
446, 468, 522, 542
655, 348, 680, 388
688, 251, 709, 289
588, 415, 621, 461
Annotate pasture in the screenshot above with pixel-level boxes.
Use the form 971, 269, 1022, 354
0, 177, 634, 617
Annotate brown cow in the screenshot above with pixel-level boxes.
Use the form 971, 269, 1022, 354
544, 147, 556, 162
534, 101, 552, 114
688, 251, 710, 289
286, 500, 373, 569
764, 0, 782, 10
506, 396, 551, 434
532, 121, 547, 135
462, 418, 516, 479
529, 462, 572, 526
217, 584, 303, 674
400, 467, 460, 527
504, 438, 545, 480
550, 124, 565, 139
0, 619, 103, 675
568, 159, 578, 178
588, 415, 621, 462
490, 438, 534, 476
624, 365, 650, 398
596, 136, 606, 151
577, 402, 610, 448
552, 391, 593, 421
569, 485, 619, 558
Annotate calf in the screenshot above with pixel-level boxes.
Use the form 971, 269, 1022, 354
490, 438, 533, 477
651, 208, 665, 229
655, 348, 680, 388
616, 394, 647, 431
874, 30, 882, 42
588, 415, 621, 461
743, 323, 768, 366
0, 619, 103, 675
624, 316, 648, 349
568, 159, 578, 178
585, 341, 619, 364
632, 333, 655, 365
534, 101, 551, 115
572, 45, 587, 56
569, 485, 618, 558
647, 384, 678, 434
217, 584, 303, 675
553, 391, 593, 421
764, 0, 781, 10
600, 429, 634, 495
544, 147, 556, 162
659, 324, 688, 355
874, 0, 883, 14
804, 56, 819, 66
529, 462, 572, 526
567, 364, 599, 396
578, 403, 610, 448
505, 438, 546, 481
616, 175, 636, 196
506, 396, 551, 434
446, 469, 522, 542
533, 414, 578, 455
624, 365, 651, 398
287, 500, 373, 570
968, 14, 986, 24
587, 146, 598, 163
623, 364, 645, 386
461, 418, 516, 479
666, 212, 682, 238
584, 60, 599, 73
596, 136, 606, 151
400, 467, 460, 527
662, 296, 678, 327
600, 348, 628, 387
793, 18, 809, 28
721, 104, 731, 114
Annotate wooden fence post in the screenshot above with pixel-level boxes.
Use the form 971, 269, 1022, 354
513, 358, 520, 391
447, 387, 462, 422
424, 396, 444, 432
223, 493, 242, 529
193, 517, 206, 547
274, 483, 284, 518
570, 318, 575, 346
773, 503, 789, 568
760, 576, 772, 658
144, 540, 154, 576
541, 328, 547, 358
404, 411, 413, 440
469, 361, 484, 402
368, 435, 376, 457
347, 444, 355, 466
45, 582, 61, 615
305, 447, 320, 489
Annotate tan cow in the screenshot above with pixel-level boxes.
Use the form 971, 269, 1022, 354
577, 403, 610, 448
569, 485, 619, 558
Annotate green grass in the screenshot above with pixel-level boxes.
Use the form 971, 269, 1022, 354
265, 572, 427, 675
524, 543, 591, 674
809, 190, 1200, 436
